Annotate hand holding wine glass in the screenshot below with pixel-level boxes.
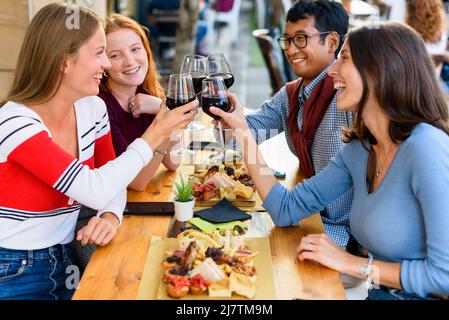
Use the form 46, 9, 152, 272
202, 76, 233, 162
201, 76, 232, 119
209, 92, 248, 131
140, 98, 198, 152
208, 93, 251, 165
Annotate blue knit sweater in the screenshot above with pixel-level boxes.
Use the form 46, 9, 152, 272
263, 123, 449, 297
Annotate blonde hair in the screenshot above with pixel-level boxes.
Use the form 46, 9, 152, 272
103, 14, 165, 99
1, 3, 102, 107
406, 0, 446, 44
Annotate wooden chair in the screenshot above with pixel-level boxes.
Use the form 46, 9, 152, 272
149, 9, 180, 76
149, 9, 179, 48
252, 29, 284, 96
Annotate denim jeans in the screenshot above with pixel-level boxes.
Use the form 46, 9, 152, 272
368, 286, 440, 300
0, 244, 76, 300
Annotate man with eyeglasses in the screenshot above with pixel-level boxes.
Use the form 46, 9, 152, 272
245, 0, 354, 248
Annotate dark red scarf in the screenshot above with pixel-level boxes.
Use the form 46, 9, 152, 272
286, 75, 336, 178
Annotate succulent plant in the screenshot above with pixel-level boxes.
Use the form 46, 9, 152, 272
173, 175, 195, 202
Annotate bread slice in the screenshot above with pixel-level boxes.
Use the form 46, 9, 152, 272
229, 271, 256, 299
234, 181, 254, 200
208, 278, 232, 297
220, 186, 236, 201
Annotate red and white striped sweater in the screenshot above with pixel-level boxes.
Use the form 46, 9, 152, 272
0, 97, 153, 250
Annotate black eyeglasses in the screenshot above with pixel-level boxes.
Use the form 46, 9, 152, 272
277, 32, 332, 50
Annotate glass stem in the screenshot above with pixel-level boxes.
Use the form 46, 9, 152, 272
181, 130, 187, 152
217, 121, 225, 164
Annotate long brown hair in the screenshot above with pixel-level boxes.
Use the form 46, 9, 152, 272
406, 0, 446, 44
343, 22, 449, 145
0, 3, 102, 107
103, 14, 165, 98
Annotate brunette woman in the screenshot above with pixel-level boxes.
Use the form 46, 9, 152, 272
212, 22, 449, 300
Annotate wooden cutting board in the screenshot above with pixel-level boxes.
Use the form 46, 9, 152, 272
195, 193, 256, 207
136, 236, 276, 300
178, 164, 257, 208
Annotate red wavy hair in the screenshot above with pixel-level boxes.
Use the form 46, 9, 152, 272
103, 14, 165, 98
406, 0, 446, 44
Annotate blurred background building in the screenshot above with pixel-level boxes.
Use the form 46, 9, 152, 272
2, 0, 449, 103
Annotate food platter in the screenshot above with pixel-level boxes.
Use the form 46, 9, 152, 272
136, 230, 276, 300
156, 233, 275, 300
190, 162, 257, 207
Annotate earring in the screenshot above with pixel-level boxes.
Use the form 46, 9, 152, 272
103, 70, 109, 78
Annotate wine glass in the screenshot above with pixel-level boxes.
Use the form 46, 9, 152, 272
201, 76, 232, 162
180, 54, 207, 96
166, 74, 196, 156
206, 53, 235, 89
180, 54, 207, 131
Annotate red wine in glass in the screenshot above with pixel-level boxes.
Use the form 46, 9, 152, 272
166, 73, 196, 156
201, 76, 231, 164
201, 96, 231, 120
180, 55, 207, 131
166, 95, 196, 110
180, 55, 207, 96
207, 53, 234, 89
201, 76, 231, 120
191, 73, 207, 95
209, 72, 234, 89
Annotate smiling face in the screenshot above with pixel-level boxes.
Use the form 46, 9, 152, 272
105, 28, 148, 88
329, 41, 364, 113
284, 16, 336, 84
62, 27, 111, 99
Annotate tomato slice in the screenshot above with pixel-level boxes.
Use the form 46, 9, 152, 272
170, 275, 190, 290
189, 274, 210, 288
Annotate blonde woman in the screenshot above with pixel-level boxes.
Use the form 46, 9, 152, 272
0, 3, 197, 300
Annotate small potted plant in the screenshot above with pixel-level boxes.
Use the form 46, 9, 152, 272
173, 175, 195, 222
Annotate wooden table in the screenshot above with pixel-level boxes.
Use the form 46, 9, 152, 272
72, 130, 346, 300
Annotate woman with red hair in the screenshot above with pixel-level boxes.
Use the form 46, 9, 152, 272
100, 14, 180, 192
406, 0, 448, 79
